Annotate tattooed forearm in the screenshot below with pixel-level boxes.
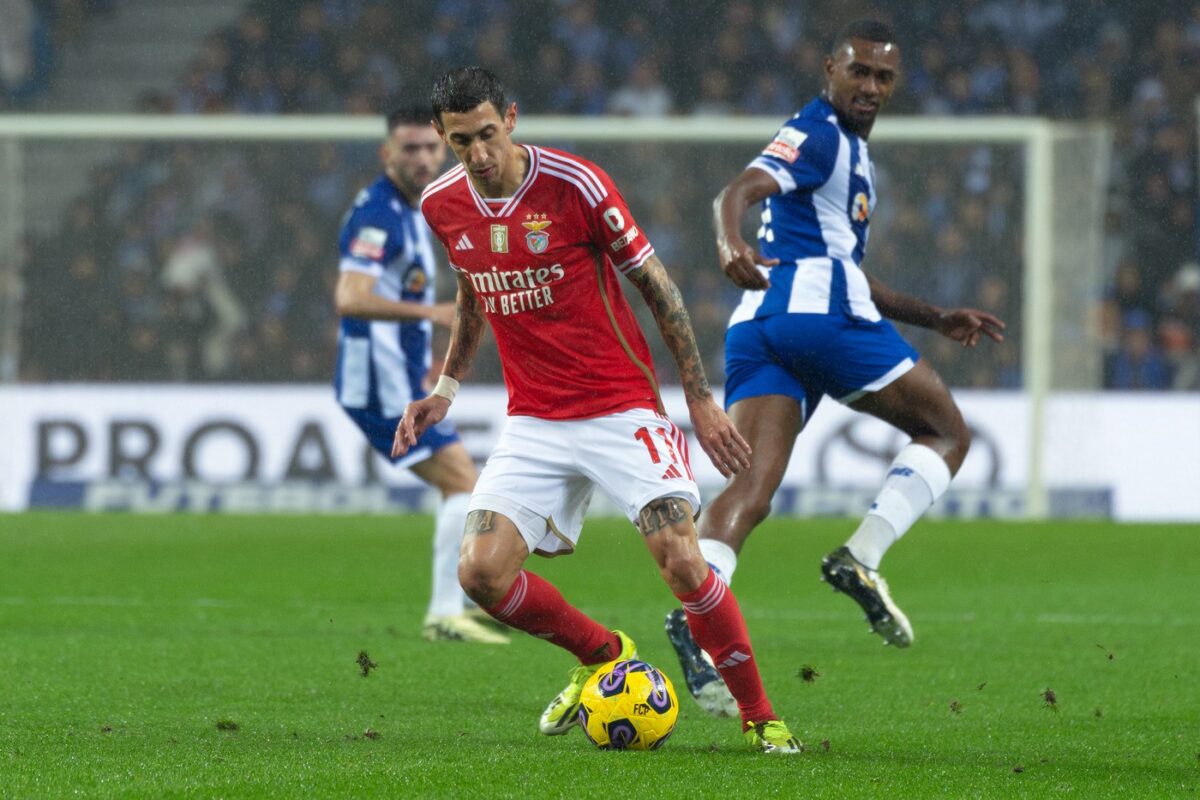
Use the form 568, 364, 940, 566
443, 275, 487, 380
465, 510, 497, 536
626, 256, 712, 403
635, 497, 689, 536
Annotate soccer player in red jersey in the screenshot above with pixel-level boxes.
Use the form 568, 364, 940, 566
392, 67, 800, 753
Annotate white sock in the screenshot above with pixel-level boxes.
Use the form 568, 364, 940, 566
845, 443, 952, 570
427, 492, 470, 618
698, 539, 738, 586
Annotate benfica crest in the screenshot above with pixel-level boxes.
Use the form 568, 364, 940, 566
522, 214, 552, 254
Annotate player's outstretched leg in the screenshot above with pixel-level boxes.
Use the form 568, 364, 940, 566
483, 569, 635, 735
677, 569, 802, 753
827, 362, 965, 646
457, 509, 632, 735
642, 498, 801, 753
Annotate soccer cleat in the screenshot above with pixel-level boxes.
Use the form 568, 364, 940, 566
538, 630, 637, 735
820, 546, 913, 647
744, 720, 803, 754
421, 613, 511, 644
664, 609, 737, 718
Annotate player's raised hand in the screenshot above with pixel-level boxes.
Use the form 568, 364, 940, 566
391, 396, 450, 458
687, 397, 753, 478
935, 308, 1007, 347
427, 302, 457, 328
717, 234, 778, 291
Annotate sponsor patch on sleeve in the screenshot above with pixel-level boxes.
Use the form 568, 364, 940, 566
762, 127, 808, 163
350, 227, 387, 260
609, 225, 639, 251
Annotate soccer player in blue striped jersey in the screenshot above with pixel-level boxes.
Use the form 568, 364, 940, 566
665, 20, 1006, 715
334, 107, 507, 645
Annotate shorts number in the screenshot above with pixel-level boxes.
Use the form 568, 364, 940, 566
634, 426, 680, 465
603, 207, 625, 232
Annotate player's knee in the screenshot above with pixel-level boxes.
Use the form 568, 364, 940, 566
945, 414, 971, 465
457, 554, 512, 607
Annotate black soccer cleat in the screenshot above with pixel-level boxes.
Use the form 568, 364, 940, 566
664, 608, 737, 717
820, 546, 914, 647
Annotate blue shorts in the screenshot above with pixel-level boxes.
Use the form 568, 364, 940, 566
724, 313, 919, 419
342, 406, 461, 469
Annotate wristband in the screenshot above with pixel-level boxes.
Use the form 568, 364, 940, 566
430, 375, 460, 403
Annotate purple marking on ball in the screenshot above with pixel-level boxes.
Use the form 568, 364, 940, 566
599, 662, 629, 696
645, 668, 673, 712
607, 719, 638, 750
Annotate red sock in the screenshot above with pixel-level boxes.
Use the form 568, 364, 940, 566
676, 569, 775, 727
486, 570, 621, 664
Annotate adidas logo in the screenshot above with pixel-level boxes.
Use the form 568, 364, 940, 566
661, 464, 683, 480
454, 233, 474, 251
716, 650, 750, 669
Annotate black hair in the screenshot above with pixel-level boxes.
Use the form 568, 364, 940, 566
431, 66, 507, 124
830, 19, 897, 54
386, 106, 433, 133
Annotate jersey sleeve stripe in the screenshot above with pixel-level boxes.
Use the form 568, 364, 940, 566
541, 151, 607, 200
748, 158, 797, 194
612, 242, 654, 273
540, 165, 603, 207
540, 157, 606, 203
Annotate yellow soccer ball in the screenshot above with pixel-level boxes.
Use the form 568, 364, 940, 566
578, 659, 679, 750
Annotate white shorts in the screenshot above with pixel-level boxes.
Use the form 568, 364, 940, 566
468, 408, 701, 557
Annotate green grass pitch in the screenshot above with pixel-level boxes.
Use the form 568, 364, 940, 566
1, 513, 1198, 798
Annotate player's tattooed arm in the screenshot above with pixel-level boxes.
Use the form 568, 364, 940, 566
635, 497, 689, 536
443, 273, 487, 380
626, 255, 712, 404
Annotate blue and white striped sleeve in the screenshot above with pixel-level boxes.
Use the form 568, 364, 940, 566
748, 121, 839, 195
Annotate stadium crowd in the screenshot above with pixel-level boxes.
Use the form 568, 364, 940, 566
0, 0, 107, 108
16, 0, 1200, 389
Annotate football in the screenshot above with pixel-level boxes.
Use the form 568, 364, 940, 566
578, 659, 679, 750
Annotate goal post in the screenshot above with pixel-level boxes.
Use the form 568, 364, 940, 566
0, 114, 1111, 519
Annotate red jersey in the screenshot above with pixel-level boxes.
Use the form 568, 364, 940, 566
421, 145, 661, 420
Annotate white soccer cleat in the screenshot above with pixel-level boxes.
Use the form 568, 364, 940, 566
422, 613, 510, 644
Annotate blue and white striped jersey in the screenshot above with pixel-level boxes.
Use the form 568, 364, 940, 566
729, 96, 881, 327
334, 174, 438, 418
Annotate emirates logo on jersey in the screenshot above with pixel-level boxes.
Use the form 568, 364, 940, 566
522, 213, 552, 254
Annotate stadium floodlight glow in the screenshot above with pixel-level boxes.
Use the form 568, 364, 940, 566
0, 114, 1109, 518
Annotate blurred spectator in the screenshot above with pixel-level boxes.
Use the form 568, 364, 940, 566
608, 57, 672, 117
160, 218, 247, 377
1105, 310, 1172, 389
0, 0, 54, 107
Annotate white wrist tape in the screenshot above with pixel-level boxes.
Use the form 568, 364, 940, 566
430, 375, 460, 403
